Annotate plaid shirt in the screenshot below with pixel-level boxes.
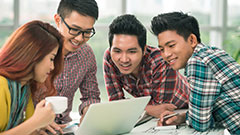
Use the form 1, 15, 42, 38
185, 43, 240, 134
103, 46, 189, 108
54, 43, 100, 124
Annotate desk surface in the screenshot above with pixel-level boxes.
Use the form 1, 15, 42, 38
125, 118, 230, 135
69, 112, 230, 135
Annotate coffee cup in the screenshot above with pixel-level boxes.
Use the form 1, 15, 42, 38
45, 96, 68, 114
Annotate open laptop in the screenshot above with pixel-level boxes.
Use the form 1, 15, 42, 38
74, 96, 151, 135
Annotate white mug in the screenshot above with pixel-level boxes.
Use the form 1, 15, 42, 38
45, 96, 68, 114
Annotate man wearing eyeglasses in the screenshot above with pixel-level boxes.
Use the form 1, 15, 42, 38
39, 0, 100, 133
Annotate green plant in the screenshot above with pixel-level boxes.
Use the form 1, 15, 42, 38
233, 49, 240, 64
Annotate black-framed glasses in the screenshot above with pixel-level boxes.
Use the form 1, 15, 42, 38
60, 15, 95, 38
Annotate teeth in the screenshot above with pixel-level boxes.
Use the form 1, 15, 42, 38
120, 64, 130, 67
71, 41, 79, 46
169, 59, 175, 63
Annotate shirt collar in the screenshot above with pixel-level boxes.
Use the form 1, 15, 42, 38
184, 43, 205, 76
193, 43, 205, 54
64, 44, 87, 59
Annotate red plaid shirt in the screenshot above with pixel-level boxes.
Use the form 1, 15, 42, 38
103, 46, 189, 108
55, 43, 100, 124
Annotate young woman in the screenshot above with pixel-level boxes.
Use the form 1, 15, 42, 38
0, 20, 64, 135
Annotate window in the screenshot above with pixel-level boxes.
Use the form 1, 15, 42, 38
0, 0, 14, 25
0, 0, 239, 112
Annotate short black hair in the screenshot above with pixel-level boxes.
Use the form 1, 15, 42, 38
151, 12, 201, 43
108, 14, 147, 52
57, 0, 98, 20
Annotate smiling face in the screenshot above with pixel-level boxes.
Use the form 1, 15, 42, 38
157, 30, 197, 70
54, 11, 95, 55
33, 46, 59, 83
110, 34, 144, 77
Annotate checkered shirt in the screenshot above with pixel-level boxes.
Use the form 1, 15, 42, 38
104, 46, 190, 108
54, 43, 100, 123
185, 43, 240, 134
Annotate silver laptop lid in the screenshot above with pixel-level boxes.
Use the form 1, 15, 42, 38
75, 96, 151, 135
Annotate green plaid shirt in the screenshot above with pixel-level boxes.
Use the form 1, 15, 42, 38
185, 43, 240, 134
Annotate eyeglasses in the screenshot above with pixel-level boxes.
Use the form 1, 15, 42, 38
60, 15, 95, 38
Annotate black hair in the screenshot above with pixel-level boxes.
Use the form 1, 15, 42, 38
108, 14, 147, 52
57, 0, 98, 20
151, 12, 201, 43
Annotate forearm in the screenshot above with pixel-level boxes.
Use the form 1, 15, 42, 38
187, 85, 215, 131
105, 77, 124, 101
145, 105, 157, 117
188, 105, 214, 131
187, 61, 217, 131
145, 104, 177, 118
0, 118, 39, 135
79, 76, 100, 115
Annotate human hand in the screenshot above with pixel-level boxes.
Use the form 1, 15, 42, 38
79, 105, 89, 125
158, 110, 186, 126
37, 122, 67, 135
31, 100, 56, 129
145, 103, 177, 118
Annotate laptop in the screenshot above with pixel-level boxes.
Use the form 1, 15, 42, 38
74, 96, 151, 135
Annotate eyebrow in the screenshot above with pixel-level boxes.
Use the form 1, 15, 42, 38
159, 40, 175, 47
112, 47, 138, 51
71, 24, 94, 31
165, 40, 175, 45
128, 48, 138, 51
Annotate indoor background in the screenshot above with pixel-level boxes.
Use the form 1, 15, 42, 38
0, 0, 240, 112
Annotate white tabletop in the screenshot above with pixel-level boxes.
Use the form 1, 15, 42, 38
68, 111, 230, 135
124, 118, 230, 135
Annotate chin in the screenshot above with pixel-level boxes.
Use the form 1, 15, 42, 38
120, 70, 131, 75
171, 65, 180, 70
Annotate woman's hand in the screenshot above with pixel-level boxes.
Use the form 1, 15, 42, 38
37, 122, 67, 135
31, 100, 56, 129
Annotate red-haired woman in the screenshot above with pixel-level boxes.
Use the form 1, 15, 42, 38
0, 20, 64, 135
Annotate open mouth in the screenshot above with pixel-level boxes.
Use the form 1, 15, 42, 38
119, 63, 131, 70
70, 40, 80, 47
168, 58, 177, 65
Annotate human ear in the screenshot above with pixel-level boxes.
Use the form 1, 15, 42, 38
188, 34, 198, 48
54, 14, 61, 28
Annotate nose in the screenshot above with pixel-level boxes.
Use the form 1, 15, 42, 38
74, 33, 85, 42
163, 48, 172, 58
50, 61, 55, 71
120, 53, 129, 62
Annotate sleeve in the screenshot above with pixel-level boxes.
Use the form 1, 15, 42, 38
0, 77, 11, 131
186, 58, 218, 131
103, 49, 125, 101
78, 47, 101, 115
151, 58, 189, 108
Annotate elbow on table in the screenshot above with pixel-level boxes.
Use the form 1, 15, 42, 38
191, 123, 211, 132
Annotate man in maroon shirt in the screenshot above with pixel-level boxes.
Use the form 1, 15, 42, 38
53, 0, 100, 124
103, 14, 190, 119
38, 0, 100, 134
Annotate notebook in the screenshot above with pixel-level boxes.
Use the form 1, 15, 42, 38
74, 96, 151, 135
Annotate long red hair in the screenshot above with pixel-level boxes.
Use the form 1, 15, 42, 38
0, 20, 64, 100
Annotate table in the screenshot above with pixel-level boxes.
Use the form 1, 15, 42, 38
125, 118, 230, 135
68, 112, 230, 135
